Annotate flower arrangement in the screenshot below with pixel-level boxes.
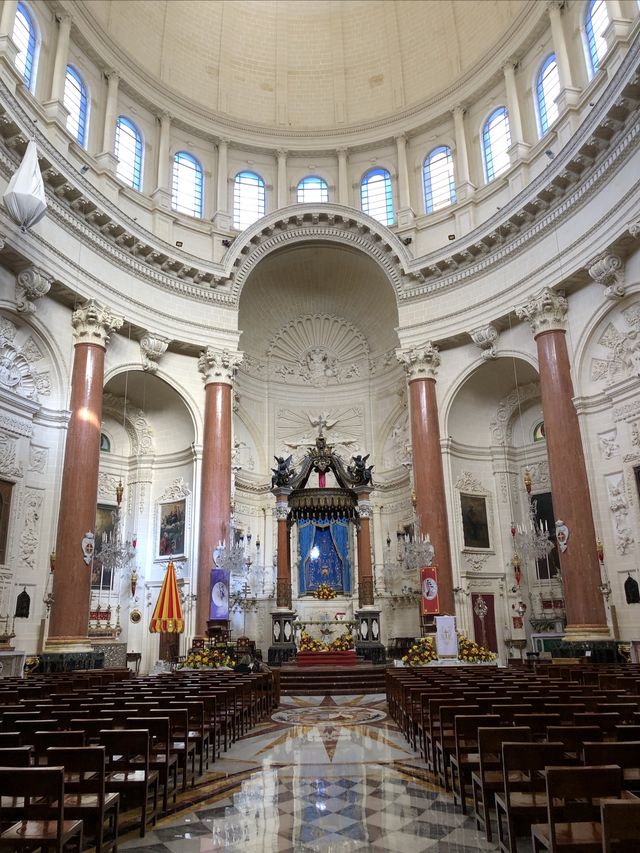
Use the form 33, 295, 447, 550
298, 629, 327, 652
178, 647, 233, 670
329, 631, 354, 652
402, 636, 438, 666
457, 632, 497, 663
314, 583, 337, 600
298, 628, 354, 653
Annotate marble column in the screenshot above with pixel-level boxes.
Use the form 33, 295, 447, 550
516, 288, 609, 640
274, 488, 292, 609
48, 300, 123, 647
356, 489, 374, 607
397, 343, 455, 616
337, 147, 349, 206
276, 149, 288, 209
195, 347, 242, 637
96, 70, 119, 172
152, 111, 171, 208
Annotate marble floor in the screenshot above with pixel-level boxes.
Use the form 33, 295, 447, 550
119, 694, 501, 852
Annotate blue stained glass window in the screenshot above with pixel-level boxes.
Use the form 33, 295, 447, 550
536, 55, 560, 136
423, 146, 457, 213
64, 66, 88, 147
585, 0, 610, 76
360, 168, 394, 225
296, 176, 328, 204
482, 108, 511, 183
13, 3, 37, 90
172, 151, 204, 218
233, 171, 265, 230
115, 116, 143, 191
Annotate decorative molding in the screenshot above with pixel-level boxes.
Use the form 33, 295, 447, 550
0, 413, 32, 438
527, 460, 550, 491
102, 393, 154, 456
274, 504, 289, 520
464, 553, 489, 572
587, 252, 625, 300
276, 406, 363, 462
455, 470, 487, 494
72, 300, 123, 347
489, 381, 541, 444
590, 304, 640, 386
15, 266, 52, 314
197, 347, 243, 386
0, 431, 23, 479
614, 399, 640, 423
598, 429, 620, 460
357, 500, 373, 519
139, 333, 170, 373
97, 472, 120, 503
470, 324, 498, 359
18, 488, 42, 569
27, 444, 47, 474
396, 342, 440, 381
628, 219, 640, 239
515, 287, 568, 336
0, 317, 49, 402
606, 472, 634, 555
158, 477, 192, 503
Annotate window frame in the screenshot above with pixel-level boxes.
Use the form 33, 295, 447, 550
296, 175, 329, 204
171, 150, 204, 219
481, 106, 512, 184
233, 170, 266, 231
13, 2, 39, 93
114, 115, 144, 191
63, 64, 89, 148
535, 54, 561, 138
423, 145, 457, 214
360, 167, 394, 226
584, 0, 610, 77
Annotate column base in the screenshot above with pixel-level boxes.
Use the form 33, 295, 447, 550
95, 151, 118, 174
151, 187, 172, 210
0, 36, 19, 94
39, 649, 105, 673
212, 211, 232, 231
562, 624, 611, 642
355, 609, 385, 663
44, 637, 95, 654
42, 98, 70, 126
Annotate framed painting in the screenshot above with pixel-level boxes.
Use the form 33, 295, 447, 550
157, 499, 186, 558
460, 493, 490, 549
92, 503, 116, 590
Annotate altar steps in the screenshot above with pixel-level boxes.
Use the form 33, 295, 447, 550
279, 663, 387, 695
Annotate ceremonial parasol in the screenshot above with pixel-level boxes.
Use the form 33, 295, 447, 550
149, 561, 184, 633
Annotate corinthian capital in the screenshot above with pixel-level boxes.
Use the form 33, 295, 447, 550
515, 287, 567, 336
16, 266, 52, 314
396, 342, 441, 380
197, 347, 243, 385
72, 299, 123, 347
588, 252, 625, 300
140, 332, 170, 373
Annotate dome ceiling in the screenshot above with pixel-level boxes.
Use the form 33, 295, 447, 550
74, 0, 530, 130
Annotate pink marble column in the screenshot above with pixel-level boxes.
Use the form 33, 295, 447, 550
398, 344, 455, 616
273, 489, 292, 609
48, 301, 122, 646
517, 288, 608, 639
195, 348, 242, 637
355, 489, 374, 607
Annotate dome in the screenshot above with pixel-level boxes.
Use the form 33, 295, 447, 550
75, 0, 532, 131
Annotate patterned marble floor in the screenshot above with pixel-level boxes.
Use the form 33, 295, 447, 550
119, 694, 502, 852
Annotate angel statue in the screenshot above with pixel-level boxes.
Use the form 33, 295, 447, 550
271, 454, 294, 488
348, 453, 374, 486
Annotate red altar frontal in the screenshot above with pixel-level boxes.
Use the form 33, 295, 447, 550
296, 650, 359, 666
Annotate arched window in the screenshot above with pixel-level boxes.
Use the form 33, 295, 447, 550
100, 433, 111, 453
233, 171, 265, 230
296, 176, 328, 204
172, 151, 203, 218
13, 3, 37, 91
423, 146, 457, 213
115, 116, 143, 191
536, 55, 560, 136
360, 168, 394, 225
585, 0, 610, 76
482, 107, 511, 183
63, 66, 89, 147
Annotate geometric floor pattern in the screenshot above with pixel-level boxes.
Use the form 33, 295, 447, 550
119, 694, 500, 852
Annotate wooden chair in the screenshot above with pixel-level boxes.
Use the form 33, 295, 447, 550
513, 713, 561, 740
168, 700, 210, 775
472, 727, 531, 842
616, 725, 640, 741
0, 745, 32, 766
0, 766, 83, 852
33, 730, 85, 765
100, 728, 159, 838
149, 708, 195, 792
531, 765, 623, 853
450, 714, 501, 814
47, 746, 119, 853
496, 741, 569, 853
600, 798, 640, 852
573, 712, 622, 738
0, 732, 21, 748
435, 702, 479, 788
127, 716, 178, 815
546, 726, 603, 759
582, 742, 640, 795
424, 696, 466, 773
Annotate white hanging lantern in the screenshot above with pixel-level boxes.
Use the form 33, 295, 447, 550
3, 139, 47, 231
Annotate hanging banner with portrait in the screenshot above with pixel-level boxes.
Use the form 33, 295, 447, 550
209, 568, 230, 620
420, 565, 440, 615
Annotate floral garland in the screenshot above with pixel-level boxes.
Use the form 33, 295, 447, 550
178, 648, 233, 670
402, 632, 496, 666
314, 583, 337, 600
298, 629, 354, 653
298, 630, 327, 652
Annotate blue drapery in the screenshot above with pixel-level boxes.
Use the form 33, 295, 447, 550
298, 517, 351, 594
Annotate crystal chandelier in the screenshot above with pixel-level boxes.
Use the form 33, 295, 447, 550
510, 498, 554, 586
214, 527, 261, 594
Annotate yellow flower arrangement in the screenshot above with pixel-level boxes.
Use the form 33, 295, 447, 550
329, 631, 354, 652
179, 647, 233, 670
457, 632, 496, 663
298, 629, 328, 652
402, 633, 496, 666
314, 583, 337, 600
402, 636, 438, 666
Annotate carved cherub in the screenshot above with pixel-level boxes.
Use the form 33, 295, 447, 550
271, 454, 294, 488
349, 453, 374, 485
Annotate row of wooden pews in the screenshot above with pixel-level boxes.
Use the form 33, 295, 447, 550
386, 663, 640, 851
0, 667, 274, 851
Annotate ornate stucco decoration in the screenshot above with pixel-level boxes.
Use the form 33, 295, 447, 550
628, 219, 640, 239
0, 431, 23, 479
590, 304, 640, 386
526, 460, 550, 491
15, 266, 52, 314
97, 472, 121, 503
587, 253, 625, 300
515, 287, 568, 336
18, 488, 43, 569
102, 393, 154, 457
72, 300, 123, 347
158, 477, 192, 502
197, 347, 243, 386
396, 342, 440, 380
276, 406, 363, 464
606, 473, 634, 555
383, 410, 411, 469
489, 381, 541, 445
470, 324, 498, 360
455, 471, 486, 494
0, 317, 49, 402
140, 333, 170, 373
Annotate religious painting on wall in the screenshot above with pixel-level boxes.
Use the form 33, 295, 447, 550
92, 503, 116, 590
460, 494, 490, 549
158, 499, 186, 558
0, 479, 13, 565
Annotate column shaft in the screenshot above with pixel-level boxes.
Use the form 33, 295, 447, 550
548, 2, 575, 89
216, 140, 229, 215
409, 378, 455, 615
395, 134, 411, 210
49, 344, 105, 641
453, 107, 471, 186
535, 330, 608, 635
155, 112, 171, 192
356, 516, 374, 607
101, 72, 119, 153
49, 14, 71, 101
337, 148, 349, 205
503, 62, 525, 146
0, 1, 17, 37
275, 504, 292, 609
277, 150, 287, 209
196, 382, 232, 636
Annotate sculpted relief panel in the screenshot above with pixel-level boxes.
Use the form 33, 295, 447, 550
0, 317, 51, 403
590, 303, 640, 386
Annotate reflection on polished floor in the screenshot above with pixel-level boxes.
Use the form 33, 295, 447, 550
120, 694, 496, 852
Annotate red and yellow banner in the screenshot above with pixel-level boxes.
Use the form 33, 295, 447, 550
420, 566, 440, 615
